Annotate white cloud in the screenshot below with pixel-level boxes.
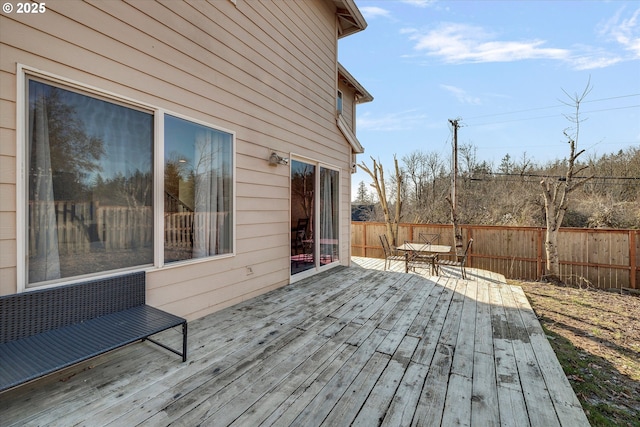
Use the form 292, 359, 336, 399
359, 6, 391, 20
357, 110, 429, 131
400, 0, 436, 8
570, 54, 623, 70
440, 85, 481, 105
400, 27, 418, 36
599, 7, 640, 58
407, 23, 569, 64
562, 7, 640, 70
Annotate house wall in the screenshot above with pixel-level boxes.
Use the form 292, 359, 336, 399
336, 80, 359, 260
0, 0, 356, 320
338, 80, 356, 130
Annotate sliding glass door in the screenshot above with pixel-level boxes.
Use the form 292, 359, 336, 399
290, 159, 340, 276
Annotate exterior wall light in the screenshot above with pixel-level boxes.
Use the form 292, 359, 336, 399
268, 152, 289, 166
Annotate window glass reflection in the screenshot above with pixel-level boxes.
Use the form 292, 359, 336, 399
164, 115, 233, 262
27, 80, 153, 285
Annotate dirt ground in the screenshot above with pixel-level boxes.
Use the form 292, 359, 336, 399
516, 281, 640, 426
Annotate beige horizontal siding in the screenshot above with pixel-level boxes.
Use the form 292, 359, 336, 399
0, 0, 359, 320
339, 80, 355, 128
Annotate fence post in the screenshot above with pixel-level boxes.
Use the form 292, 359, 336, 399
537, 227, 544, 280
467, 226, 473, 268
363, 222, 367, 258
631, 230, 637, 289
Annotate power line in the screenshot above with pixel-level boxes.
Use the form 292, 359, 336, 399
473, 141, 637, 152
466, 104, 639, 127
466, 172, 640, 186
581, 105, 640, 114
464, 93, 640, 120
583, 94, 640, 104
489, 172, 639, 180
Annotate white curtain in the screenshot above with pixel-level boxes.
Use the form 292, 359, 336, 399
29, 84, 61, 282
192, 130, 228, 258
320, 168, 338, 262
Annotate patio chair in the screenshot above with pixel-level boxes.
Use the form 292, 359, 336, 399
404, 239, 439, 274
418, 233, 440, 245
379, 234, 405, 271
438, 238, 473, 279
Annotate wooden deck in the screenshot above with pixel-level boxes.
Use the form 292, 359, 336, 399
0, 258, 589, 426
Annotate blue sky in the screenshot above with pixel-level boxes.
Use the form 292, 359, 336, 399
339, 0, 640, 199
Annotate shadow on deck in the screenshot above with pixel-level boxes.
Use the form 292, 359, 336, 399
0, 258, 588, 426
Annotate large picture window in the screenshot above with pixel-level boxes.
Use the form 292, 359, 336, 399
27, 79, 154, 285
25, 76, 234, 287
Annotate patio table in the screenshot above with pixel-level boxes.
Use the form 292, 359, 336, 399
396, 242, 452, 275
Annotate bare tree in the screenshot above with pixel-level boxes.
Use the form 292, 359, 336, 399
516, 152, 533, 176
359, 156, 404, 246
402, 150, 428, 214
540, 79, 594, 283
459, 142, 478, 177
425, 152, 446, 220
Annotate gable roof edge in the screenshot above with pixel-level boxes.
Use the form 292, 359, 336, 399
338, 63, 373, 104
332, 0, 367, 38
337, 114, 364, 154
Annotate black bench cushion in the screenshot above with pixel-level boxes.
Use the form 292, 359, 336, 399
0, 305, 184, 391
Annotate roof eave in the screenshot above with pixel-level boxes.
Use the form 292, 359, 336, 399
338, 62, 373, 104
333, 0, 367, 38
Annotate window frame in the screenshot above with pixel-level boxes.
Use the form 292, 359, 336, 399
16, 65, 236, 291
337, 90, 343, 115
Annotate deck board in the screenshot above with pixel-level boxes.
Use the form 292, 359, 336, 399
0, 257, 589, 426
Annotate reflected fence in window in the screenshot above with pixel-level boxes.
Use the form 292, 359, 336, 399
164, 210, 231, 263
28, 201, 153, 283
28, 201, 231, 260
28, 201, 153, 256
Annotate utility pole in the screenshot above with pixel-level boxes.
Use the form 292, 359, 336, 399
448, 118, 463, 257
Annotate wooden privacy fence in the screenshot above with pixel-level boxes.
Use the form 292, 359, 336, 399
351, 222, 639, 291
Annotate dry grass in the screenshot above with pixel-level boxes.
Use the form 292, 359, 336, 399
515, 280, 640, 427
